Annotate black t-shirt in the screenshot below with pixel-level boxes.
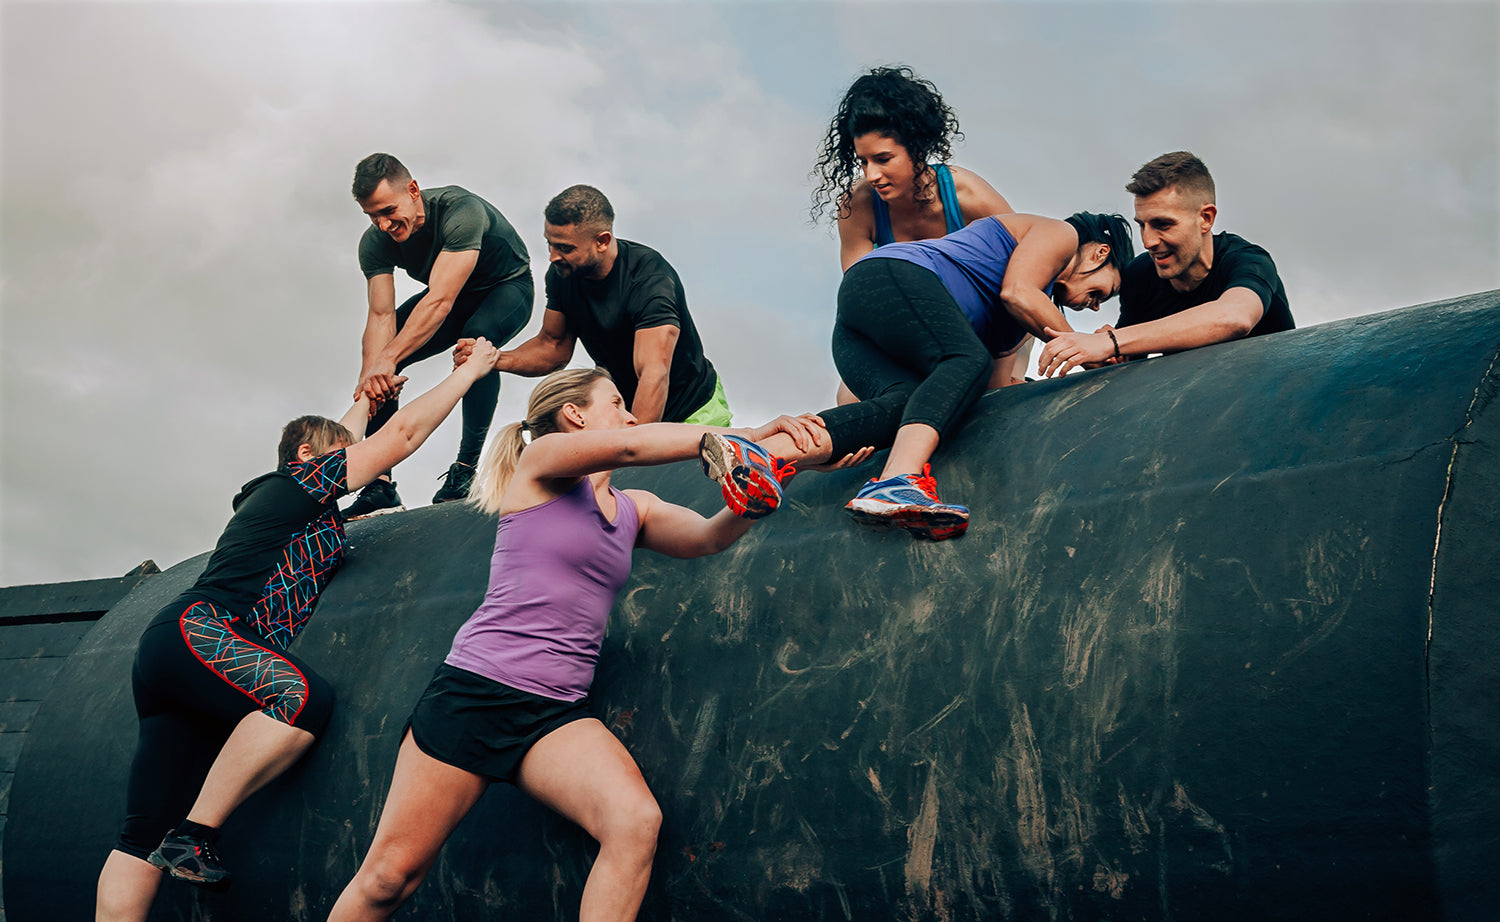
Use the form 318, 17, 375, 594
358, 186, 529, 292
1118, 232, 1294, 339
544, 239, 717, 422
188, 450, 349, 647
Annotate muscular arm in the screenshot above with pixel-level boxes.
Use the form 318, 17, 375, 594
1111, 287, 1264, 355
1038, 289, 1265, 376
630, 324, 679, 424
495, 308, 577, 377
997, 215, 1078, 339
629, 489, 752, 558
358, 274, 399, 399
380, 249, 478, 367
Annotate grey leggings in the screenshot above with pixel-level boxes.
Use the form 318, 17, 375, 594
821, 258, 991, 460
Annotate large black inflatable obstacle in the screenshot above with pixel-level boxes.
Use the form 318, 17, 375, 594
7, 292, 1498, 921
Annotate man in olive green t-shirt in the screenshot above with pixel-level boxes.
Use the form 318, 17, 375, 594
345, 153, 533, 516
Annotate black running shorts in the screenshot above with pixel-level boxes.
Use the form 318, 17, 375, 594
407, 663, 594, 784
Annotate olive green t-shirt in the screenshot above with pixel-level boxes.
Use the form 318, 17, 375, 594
358, 185, 529, 291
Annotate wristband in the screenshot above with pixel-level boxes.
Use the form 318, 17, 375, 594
1106, 328, 1121, 359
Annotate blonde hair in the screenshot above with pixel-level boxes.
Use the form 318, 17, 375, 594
468, 367, 613, 514
278, 416, 354, 468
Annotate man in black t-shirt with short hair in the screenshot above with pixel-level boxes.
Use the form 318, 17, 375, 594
478, 184, 728, 425
345, 153, 534, 516
1037, 151, 1293, 376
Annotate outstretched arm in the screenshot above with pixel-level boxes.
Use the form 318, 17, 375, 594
483, 308, 577, 377
520, 414, 827, 485
628, 489, 753, 558
1037, 289, 1263, 377
344, 338, 500, 490
357, 249, 479, 399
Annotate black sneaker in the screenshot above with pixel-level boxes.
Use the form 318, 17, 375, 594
344, 479, 403, 519
148, 829, 231, 890
432, 462, 476, 504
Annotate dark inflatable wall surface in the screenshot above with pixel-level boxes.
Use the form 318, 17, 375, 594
7, 293, 1498, 921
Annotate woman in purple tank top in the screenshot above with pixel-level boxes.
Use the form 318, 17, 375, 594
330, 367, 824, 922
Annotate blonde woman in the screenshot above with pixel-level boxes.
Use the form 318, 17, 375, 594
329, 367, 817, 922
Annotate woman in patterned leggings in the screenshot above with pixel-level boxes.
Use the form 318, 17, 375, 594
94, 339, 505, 922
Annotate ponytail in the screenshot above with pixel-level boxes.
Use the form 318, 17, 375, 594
467, 367, 613, 515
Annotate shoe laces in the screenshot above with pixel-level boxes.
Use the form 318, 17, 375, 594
770, 457, 797, 484
907, 464, 940, 501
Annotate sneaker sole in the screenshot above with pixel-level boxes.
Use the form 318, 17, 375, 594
699, 434, 781, 518
345, 504, 407, 521
148, 852, 231, 891
845, 501, 968, 540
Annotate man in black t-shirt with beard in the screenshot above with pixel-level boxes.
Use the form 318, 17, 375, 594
471, 184, 728, 425
1037, 151, 1294, 376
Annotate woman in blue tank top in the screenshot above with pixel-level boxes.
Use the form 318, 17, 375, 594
329, 369, 820, 922
813, 65, 1029, 396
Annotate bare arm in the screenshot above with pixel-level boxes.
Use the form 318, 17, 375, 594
837, 184, 878, 272
629, 324, 679, 424
997, 215, 1077, 339
488, 308, 577, 377
344, 338, 500, 490
1110, 288, 1264, 354
628, 489, 753, 558
1037, 288, 1264, 377
358, 274, 399, 401
356, 249, 479, 399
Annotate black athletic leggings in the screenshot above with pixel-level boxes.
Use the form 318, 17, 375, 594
820, 258, 992, 460
368, 272, 535, 467
115, 598, 334, 861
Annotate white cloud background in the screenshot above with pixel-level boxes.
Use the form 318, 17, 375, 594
3, 1, 1496, 585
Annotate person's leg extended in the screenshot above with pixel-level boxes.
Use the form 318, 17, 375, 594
454, 276, 533, 467
328, 732, 488, 921
517, 718, 661, 922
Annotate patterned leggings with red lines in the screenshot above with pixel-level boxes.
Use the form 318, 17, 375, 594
114, 598, 334, 860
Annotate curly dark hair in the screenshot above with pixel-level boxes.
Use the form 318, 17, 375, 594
810, 65, 963, 224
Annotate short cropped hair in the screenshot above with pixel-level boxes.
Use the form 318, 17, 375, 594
277, 416, 354, 468
544, 185, 614, 231
352, 153, 412, 200
1126, 151, 1215, 204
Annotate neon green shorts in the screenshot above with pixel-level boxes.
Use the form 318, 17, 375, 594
682, 376, 732, 426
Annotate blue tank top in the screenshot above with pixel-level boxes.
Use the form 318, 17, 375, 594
861, 216, 1052, 357
445, 477, 641, 702
871, 163, 964, 247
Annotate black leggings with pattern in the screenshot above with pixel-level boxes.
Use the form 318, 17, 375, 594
820, 257, 993, 460
114, 597, 333, 860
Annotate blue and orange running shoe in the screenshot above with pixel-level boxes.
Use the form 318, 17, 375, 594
148, 829, 231, 890
844, 464, 969, 540
699, 433, 796, 519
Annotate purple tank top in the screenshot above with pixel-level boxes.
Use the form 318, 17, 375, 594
445, 477, 640, 701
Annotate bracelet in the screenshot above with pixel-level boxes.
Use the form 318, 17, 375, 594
1105, 328, 1121, 359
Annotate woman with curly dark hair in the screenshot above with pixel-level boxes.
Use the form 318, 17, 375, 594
812, 65, 1029, 392
812, 65, 1014, 269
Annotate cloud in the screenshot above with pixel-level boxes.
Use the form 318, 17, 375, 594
3, 1, 1497, 584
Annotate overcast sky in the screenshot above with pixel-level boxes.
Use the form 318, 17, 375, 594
3, 1, 1496, 586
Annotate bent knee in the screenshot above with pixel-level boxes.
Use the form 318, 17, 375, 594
600, 796, 662, 853
355, 855, 428, 909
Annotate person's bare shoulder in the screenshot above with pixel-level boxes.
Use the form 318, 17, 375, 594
948, 165, 1014, 220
